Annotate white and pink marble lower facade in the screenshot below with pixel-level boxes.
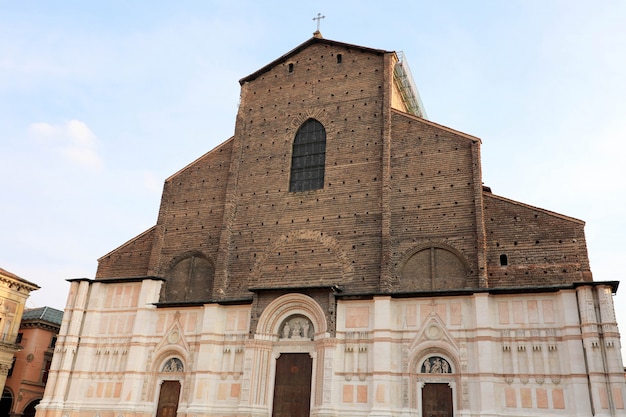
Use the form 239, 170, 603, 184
36, 279, 626, 417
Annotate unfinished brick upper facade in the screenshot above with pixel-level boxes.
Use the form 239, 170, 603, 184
96, 35, 591, 302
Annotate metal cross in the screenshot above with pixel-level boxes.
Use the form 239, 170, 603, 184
313, 13, 325, 32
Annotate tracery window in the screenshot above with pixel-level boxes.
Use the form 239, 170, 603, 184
289, 119, 326, 192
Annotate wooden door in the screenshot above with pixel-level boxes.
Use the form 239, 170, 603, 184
156, 380, 181, 417
422, 383, 453, 417
272, 353, 312, 417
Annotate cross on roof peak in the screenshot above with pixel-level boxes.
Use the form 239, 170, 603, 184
312, 13, 325, 34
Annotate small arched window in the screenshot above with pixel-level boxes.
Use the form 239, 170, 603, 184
289, 119, 326, 192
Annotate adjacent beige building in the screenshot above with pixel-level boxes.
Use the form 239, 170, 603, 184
0, 268, 39, 401
37, 34, 626, 417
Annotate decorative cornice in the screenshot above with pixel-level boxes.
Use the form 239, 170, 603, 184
0, 274, 40, 293
336, 280, 620, 299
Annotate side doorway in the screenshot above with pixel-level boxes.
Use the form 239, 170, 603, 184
156, 380, 181, 417
422, 383, 453, 417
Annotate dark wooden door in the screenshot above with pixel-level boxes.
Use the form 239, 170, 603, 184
156, 380, 181, 417
422, 383, 453, 417
272, 353, 312, 417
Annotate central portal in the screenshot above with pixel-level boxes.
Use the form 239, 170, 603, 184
272, 353, 313, 417
422, 383, 453, 417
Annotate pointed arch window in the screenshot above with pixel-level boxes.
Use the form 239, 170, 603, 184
289, 119, 326, 192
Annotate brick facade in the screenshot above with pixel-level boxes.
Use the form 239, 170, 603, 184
94, 36, 591, 304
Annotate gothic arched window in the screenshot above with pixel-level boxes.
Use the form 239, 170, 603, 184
289, 119, 326, 192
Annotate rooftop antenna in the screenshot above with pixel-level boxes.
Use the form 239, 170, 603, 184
313, 13, 325, 38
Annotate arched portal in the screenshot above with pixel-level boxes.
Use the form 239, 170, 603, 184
253, 293, 328, 416
153, 356, 185, 417
414, 353, 458, 417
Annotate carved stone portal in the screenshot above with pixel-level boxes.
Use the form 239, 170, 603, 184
279, 315, 313, 340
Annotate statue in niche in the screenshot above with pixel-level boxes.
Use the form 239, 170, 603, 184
282, 322, 291, 338
162, 358, 184, 373
292, 321, 302, 337
431, 358, 442, 373
421, 356, 451, 374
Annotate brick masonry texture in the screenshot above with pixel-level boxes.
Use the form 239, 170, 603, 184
95, 37, 592, 304
96, 227, 155, 278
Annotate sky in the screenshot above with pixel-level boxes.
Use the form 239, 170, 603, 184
1, 0, 625, 351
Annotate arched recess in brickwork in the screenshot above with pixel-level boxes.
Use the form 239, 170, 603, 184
161, 252, 214, 303
399, 244, 469, 291
249, 229, 354, 288
256, 293, 327, 341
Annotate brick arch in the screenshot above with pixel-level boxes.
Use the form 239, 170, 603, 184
399, 242, 470, 269
249, 229, 354, 288
397, 242, 470, 291
21, 399, 40, 417
165, 250, 214, 272
256, 293, 327, 340
289, 109, 332, 131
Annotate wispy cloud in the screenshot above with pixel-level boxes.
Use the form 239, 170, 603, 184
28, 120, 103, 171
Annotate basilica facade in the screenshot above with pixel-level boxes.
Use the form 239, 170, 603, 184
37, 34, 626, 417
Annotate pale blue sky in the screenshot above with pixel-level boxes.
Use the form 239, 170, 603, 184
1, 0, 625, 349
